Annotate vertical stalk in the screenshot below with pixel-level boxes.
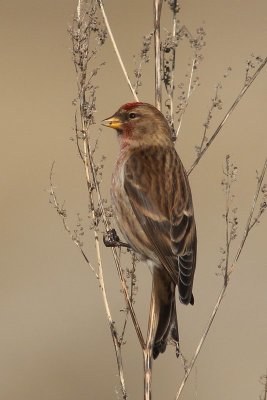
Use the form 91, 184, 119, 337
143, 278, 158, 400
168, 0, 178, 131
224, 159, 230, 287
143, 348, 153, 400
153, 0, 163, 110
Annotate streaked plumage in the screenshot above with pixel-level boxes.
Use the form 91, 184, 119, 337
103, 102, 197, 359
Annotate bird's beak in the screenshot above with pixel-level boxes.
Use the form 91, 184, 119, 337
101, 116, 123, 130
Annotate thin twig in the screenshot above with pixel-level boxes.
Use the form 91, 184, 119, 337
176, 56, 196, 139
77, 0, 81, 20
133, 32, 153, 94
169, 5, 177, 122
154, 0, 163, 110
119, 256, 138, 345
97, 0, 139, 101
222, 155, 238, 286
166, 1, 179, 130
196, 83, 222, 156
187, 56, 267, 176
143, 289, 155, 400
49, 162, 96, 275
143, 348, 153, 400
228, 158, 267, 274
175, 158, 267, 399
175, 285, 226, 399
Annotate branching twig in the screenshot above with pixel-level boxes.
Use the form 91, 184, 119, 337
175, 158, 267, 399
119, 254, 138, 345
195, 82, 223, 157
187, 57, 267, 176
228, 158, 267, 275
163, 0, 180, 132
49, 162, 95, 275
171, 24, 205, 138
133, 32, 153, 94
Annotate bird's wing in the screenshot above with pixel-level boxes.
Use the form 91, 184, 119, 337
124, 146, 196, 304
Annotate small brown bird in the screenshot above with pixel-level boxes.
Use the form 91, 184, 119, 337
102, 102, 197, 359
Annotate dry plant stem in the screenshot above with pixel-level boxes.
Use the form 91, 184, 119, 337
224, 160, 232, 285
49, 163, 96, 275
97, 0, 139, 101
111, 249, 145, 349
143, 288, 157, 400
187, 56, 267, 176
175, 286, 226, 400
119, 257, 137, 344
154, 0, 163, 110
143, 348, 153, 400
77, 0, 81, 20
168, 3, 178, 127
176, 57, 196, 138
228, 158, 267, 275
175, 158, 267, 400
50, 161, 127, 389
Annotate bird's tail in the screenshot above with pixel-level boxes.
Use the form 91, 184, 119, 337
148, 267, 179, 360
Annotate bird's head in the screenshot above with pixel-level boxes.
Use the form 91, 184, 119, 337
102, 102, 173, 147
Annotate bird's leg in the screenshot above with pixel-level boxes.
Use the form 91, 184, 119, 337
170, 338, 180, 358
103, 229, 132, 249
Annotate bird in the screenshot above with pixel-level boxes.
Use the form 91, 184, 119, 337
102, 102, 197, 359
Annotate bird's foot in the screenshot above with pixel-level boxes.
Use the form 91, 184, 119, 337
103, 229, 132, 249
175, 341, 180, 358
169, 337, 180, 358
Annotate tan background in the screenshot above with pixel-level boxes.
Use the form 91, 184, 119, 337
1, 1, 267, 399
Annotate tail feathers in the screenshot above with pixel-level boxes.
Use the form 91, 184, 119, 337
151, 267, 179, 360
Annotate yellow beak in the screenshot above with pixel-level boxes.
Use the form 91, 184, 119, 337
101, 116, 123, 130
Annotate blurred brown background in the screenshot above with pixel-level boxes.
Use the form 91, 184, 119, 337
1, 1, 267, 399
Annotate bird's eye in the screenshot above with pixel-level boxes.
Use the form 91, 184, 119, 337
129, 112, 137, 119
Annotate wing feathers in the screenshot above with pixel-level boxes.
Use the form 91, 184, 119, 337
124, 145, 197, 303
